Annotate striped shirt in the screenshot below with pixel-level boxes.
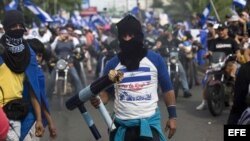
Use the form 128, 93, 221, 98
104, 50, 173, 120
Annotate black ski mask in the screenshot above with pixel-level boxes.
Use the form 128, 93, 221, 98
2, 10, 26, 38
117, 15, 147, 71
1, 10, 30, 73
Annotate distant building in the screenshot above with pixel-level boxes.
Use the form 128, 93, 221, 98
88, 0, 154, 12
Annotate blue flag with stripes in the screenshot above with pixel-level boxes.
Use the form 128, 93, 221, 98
52, 15, 68, 26
189, 29, 208, 65
23, 0, 53, 23
90, 14, 110, 30
5, 0, 18, 11
70, 11, 90, 29
233, 0, 247, 9
200, 3, 211, 29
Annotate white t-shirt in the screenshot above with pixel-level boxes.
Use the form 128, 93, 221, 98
104, 50, 173, 120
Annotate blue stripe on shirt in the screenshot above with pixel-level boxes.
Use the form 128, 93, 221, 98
121, 75, 151, 83
120, 67, 150, 72
103, 51, 173, 93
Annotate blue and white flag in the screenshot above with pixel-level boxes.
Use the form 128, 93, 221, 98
233, 0, 247, 9
24, 1, 53, 23
52, 15, 68, 26
130, 6, 139, 16
5, 0, 18, 11
189, 29, 208, 65
70, 11, 83, 28
145, 11, 155, 24
207, 16, 217, 25
90, 15, 109, 29
200, 3, 211, 29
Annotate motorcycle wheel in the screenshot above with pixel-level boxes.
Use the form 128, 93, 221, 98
56, 79, 66, 109
206, 84, 224, 116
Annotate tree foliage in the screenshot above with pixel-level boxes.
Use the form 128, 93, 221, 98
151, 0, 164, 8
31, 0, 82, 14
154, 0, 246, 22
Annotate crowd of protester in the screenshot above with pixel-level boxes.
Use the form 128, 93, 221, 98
1, 3, 250, 141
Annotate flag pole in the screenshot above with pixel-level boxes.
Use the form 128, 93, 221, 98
54, 0, 57, 15
209, 0, 220, 22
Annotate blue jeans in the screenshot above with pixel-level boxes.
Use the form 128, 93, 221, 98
178, 62, 190, 92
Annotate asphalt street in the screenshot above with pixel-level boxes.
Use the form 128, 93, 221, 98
41, 79, 230, 141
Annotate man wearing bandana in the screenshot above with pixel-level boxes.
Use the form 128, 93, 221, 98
91, 15, 177, 141
0, 10, 47, 141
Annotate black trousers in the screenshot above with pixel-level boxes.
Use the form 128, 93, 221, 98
109, 123, 160, 141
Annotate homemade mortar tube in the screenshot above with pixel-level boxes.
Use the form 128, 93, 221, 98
96, 96, 116, 131
66, 70, 123, 131
78, 104, 101, 140
66, 70, 123, 110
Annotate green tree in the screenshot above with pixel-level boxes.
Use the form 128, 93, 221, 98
157, 0, 234, 22
152, 0, 163, 8
32, 0, 82, 15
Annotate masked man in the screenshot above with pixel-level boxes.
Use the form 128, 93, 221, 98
0, 10, 48, 141
91, 15, 177, 141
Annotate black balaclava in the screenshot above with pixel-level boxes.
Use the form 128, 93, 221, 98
117, 15, 147, 71
1, 10, 30, 73
2, 10, 27, 38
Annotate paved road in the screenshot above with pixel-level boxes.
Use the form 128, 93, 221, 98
41, 77, 229, 141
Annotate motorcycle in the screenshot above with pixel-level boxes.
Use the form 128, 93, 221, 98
166, 48, 180, 98
54, 55, 72, 96
204, 52, 236, 116
52, 55, 71, 109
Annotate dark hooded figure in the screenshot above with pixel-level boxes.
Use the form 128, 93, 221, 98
0, 10, 30, 73
90, 15, 177, 141
0, 10, 46, 140
117, 15, 147, 71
